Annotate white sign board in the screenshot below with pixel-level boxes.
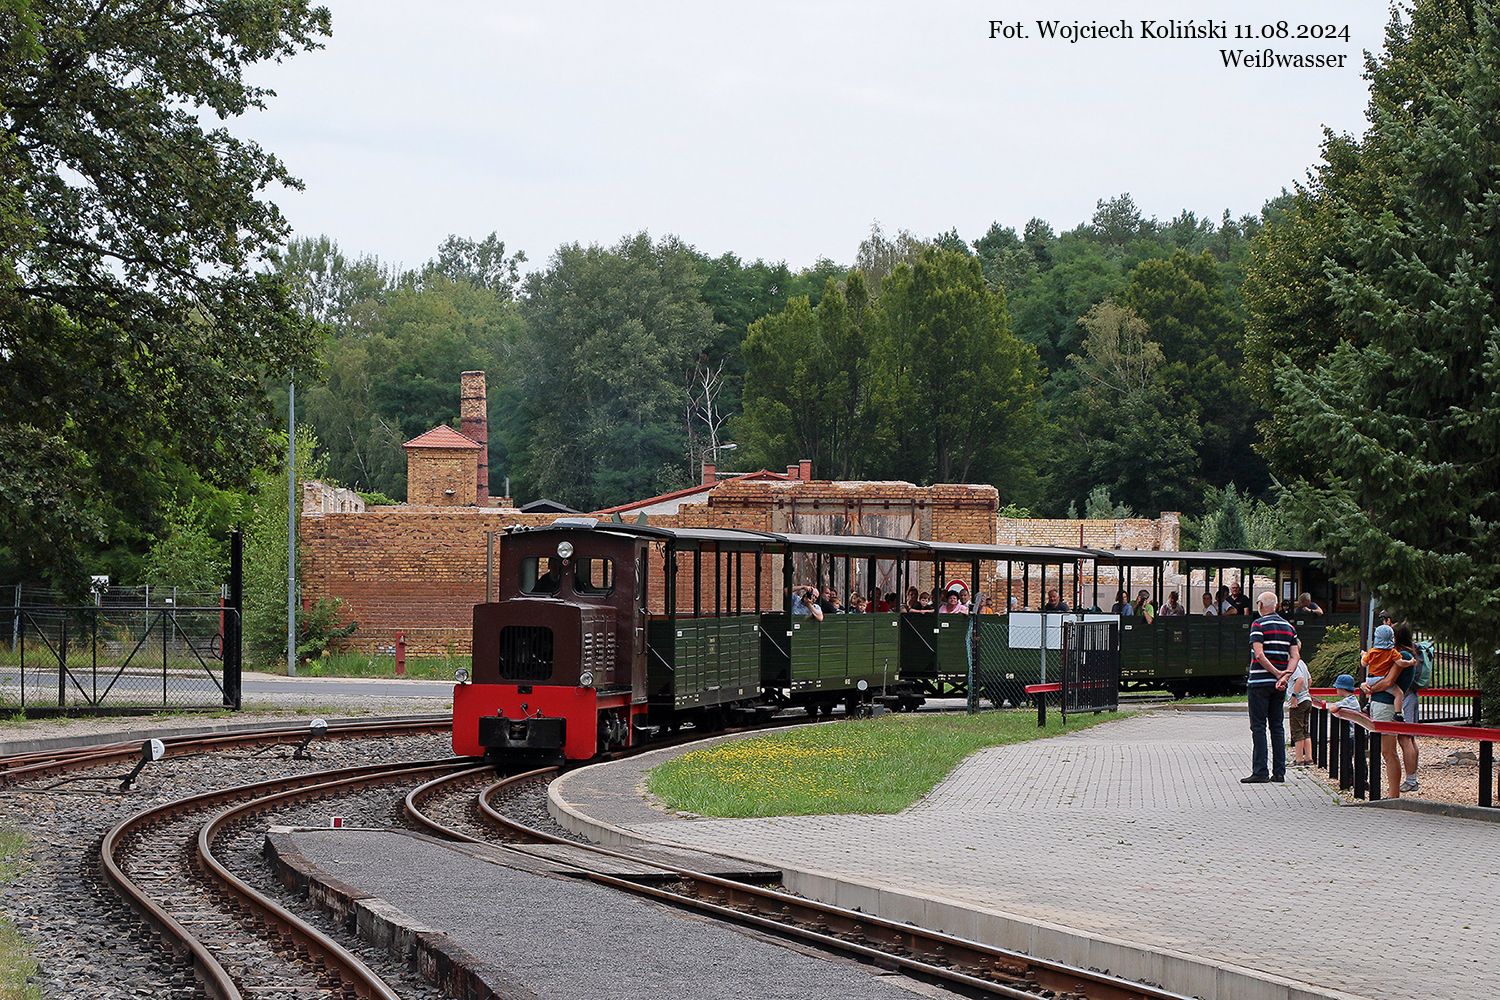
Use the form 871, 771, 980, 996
1008, 613, 1119, 650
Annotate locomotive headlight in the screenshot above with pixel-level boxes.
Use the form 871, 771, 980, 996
454, 666, 470, 684
556, 541, 574, 559
578, 669, 595, 688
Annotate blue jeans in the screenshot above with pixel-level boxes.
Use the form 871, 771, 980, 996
1248, 686, 1286, 779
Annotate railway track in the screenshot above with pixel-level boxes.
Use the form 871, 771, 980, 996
10, 711, 1188, 1000
401, 766, 1194, 1000
0, 715, 451, 784
101, 758, 472, 1000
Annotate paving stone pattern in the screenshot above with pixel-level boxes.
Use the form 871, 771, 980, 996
616, 711, 1500, 1000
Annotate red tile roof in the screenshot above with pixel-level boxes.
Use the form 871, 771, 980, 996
402, 425, 482, 450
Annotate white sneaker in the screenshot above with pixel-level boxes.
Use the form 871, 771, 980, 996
1399, 777, 1419, 793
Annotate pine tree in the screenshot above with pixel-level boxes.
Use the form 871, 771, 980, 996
1243, 1, 1500, 707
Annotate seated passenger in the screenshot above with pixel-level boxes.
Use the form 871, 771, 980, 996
937, 587, 967, 613
1216, 585, 1236, 615
850, 594, 867, 612
1111, 590, 1134, 616
918, 591, 934, 610
867, 589, 891, 613
821, 586, 844, 614
1160, 591, 1186, 616
1133, 589, 1155, 623
1042, 588, 1070, 613
904, 586, 920, 611
792, 586, 824, 621
1201, 591, 1218, 615
1294, 592, 1324, 615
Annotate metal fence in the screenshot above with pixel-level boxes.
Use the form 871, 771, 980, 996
1, 605, 237, 710
1062, 620, 1120, 718
1414, 633, 1477, 724
970, 613, 1071, 710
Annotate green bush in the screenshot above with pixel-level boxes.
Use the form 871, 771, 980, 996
1308, 623, 1361, 688
296, 596, 359, 664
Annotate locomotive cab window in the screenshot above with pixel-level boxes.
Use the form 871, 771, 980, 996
574, 557, 614, 596
520, 556, 562, 595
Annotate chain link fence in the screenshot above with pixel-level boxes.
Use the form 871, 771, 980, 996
1, 604, 234, 710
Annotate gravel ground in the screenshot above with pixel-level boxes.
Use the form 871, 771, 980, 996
0, 729, 456, 1000
0, 698, 450, 751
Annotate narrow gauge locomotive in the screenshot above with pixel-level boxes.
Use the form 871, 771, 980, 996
452, 520, 921, 760
452, 520, 1352, 760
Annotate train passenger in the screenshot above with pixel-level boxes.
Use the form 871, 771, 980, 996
1042, 589, 1070, 612
867, 590, 891, 612
850, 594, 867, 612
1111, 590, 1134, 615
792, 586, 824, 621
1160, 592, 1186, 616
938, 587, 967, 613
904, 586, 920, 611
1216, 585, 1235, 614
978, 593, 997, 614
1133, 589, 1155, 623
1201, 591, 1218, 615
821, 586, 844, 614
1294, 593, 1323, 615
1228, 582, 1252, 616
918, 591, 934, 610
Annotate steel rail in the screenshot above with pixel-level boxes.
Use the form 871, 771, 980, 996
197, 761, 470, 1000
100, 757, 468, 1000
1, 715, 452, 781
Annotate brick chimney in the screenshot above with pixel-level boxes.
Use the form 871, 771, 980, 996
701, 462, 716, 486
787, 464, 799, 480
459, 371, 488, 504
799, 458, 812, 481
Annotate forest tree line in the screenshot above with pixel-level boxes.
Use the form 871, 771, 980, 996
279, 193, 1286, 530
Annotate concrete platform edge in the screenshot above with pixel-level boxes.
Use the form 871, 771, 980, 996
263, 827, 534, 1000
548, 771, 1370, 1000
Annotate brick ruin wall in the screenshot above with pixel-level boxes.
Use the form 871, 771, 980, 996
299, 481, 1186, 657
405, 448, 478, 507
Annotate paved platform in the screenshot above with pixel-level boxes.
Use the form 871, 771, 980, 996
550, 711, 1500, 1000
272, 827, 963, 1000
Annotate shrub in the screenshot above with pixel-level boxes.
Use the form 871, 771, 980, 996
1308, 623, 1361, 688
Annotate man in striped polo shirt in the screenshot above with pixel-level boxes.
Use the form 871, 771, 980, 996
1243, 592, 1300, 784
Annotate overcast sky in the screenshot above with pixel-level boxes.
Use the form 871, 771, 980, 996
232, 1, 1390, 273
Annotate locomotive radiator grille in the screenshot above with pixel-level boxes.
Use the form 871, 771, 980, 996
498, 625, 554, 681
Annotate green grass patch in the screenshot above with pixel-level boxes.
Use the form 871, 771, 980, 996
1174, 695, 1246, 704
0, 826, 40, 1000
249, 652, 467, 681
648, 709, 1126, 818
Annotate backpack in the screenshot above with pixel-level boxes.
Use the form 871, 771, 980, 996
1413, 641, 1435, 690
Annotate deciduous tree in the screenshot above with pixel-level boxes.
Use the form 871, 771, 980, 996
1, 0, 329, 590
